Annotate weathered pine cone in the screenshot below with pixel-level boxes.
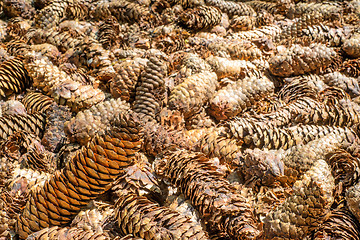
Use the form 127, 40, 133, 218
346, 180, 360, 223
168, 71, 218, 119
114, 193, 209, 239
263, 160, 335, 239
34, 0, 70, 29
269, 43, 339, 77
26, 226, 110, 240
204, 0, 255, 18
0, 57, 31, 98
209, 76, 274, 120
179, 6, 222, 31
21, 91, 54, 114
155, 149, 261, 239
16, 112, 142, 239
65, 98, 130, 145
0, 113, 46, 140
342, 34, 360, 58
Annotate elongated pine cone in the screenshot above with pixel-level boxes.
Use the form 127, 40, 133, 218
155, 149, 261, 239
168, 71, 218, 119
264, 160, 335, 239
312, 208, 360, 240
21, 91, 54, 114
0, 57, 31, 98
115, 193, 209, 239
16, 112, 142, 239
35, 0, 70, 29
179, 6, 221, 31
0, 113, 46, 140
209, 76, 274, 120
27, 226, 110, 240
346, 180, 360, 223
204, 0, 255, 18
65, 98, 130, 145
269, 43, 338, 77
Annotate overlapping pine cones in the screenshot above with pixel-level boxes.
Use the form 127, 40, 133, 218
1, 0, 360, 239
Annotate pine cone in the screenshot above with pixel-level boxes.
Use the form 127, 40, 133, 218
27, 226, 110, 240
65, 98, 130, 145
204, 0, 255, 18
343, 34, 360, 58
269, 43, 339, 77
168, 71, 218, 119
35, 0, 70, 29
133, 50, 168, 120
292, 2, 342, 22
346, 180, 360, 223
209, 76, 274, 120
107, 0, 151, 23
21, 91, 54, 114
155, 149, 261, 239
2, 0, 35, 19
322, 72, 360, 97
230, 25, 281, 41
16, 112, 142, 239
115, 193, 209, 240
340, 58, 360, 78
312, 207, 360, 240
179, 6, 222, 31
110, 58, 148, 101
0, 57, 31, 98
263, 160, 335, 239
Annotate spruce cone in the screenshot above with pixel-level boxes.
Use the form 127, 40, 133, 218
292, 2, 342, 22
0, 57, 31, 98
110, 58, 148, 101
209, 76, 274, 120
346, 180, 360, 223
35, 0, 70, 29
65, 98, 129, 145
230, 25, 281, 41
155, 149, 261, 239
0, 113, 46, 140
322, 72, 360, 97
312, 207, 360, 240
27, 226, 110, 240
179, 6, 221, 31
168, 71, 218, 119
3, 0, 35, 19
204, 0, 255, 18
263, 160, 335, 239
16, 112, 142, 239
115, 193, 209, 239
343, 34, 360, 58
133, 50, 168, 120
22, 91, 54, 114
269, 43, 339, 77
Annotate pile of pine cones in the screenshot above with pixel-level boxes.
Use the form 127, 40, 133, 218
0, 0, 360, 239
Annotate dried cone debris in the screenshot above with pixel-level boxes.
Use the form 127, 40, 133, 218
16, 112, 142, 239
155, 149, 261, 239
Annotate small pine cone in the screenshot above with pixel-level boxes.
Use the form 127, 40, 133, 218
227, 41, 262, 61
328, 149, 360, 188
184, 127, 214, 150
179, 6, 221, 31
41, 104, 71, 152
133, 50, 168, 120
65, 98, 130, 146
35, 0, 70, 29
21, 91, 54, 114
179, 53, 212, 78
205, 0, 255, 18
98, 17, 120, 50
322, 72, 360, 97
269, 43, 339, 77
230, 15, 256, 31
281, 135, 341, 185
108, 0, 151, 23
168, 71, 218, 119
196, 126, 242, 167
340, 58, 360, 78
155, 149, 261, 239
0, 113, 46, 140
209, 76, 274, 120
346, 181, 360, 224
0, 57, 31, 99
343, 34, 360, 58
66, 0, 89, 20
27, 226, 110, 240
110, 58, 148, 101
206, 55, 259, 79
115, 193, 209, 239
2, 0, 35, 19
264, 160, 335, 239
312, 207, 360, 240
16, 112, 142, 239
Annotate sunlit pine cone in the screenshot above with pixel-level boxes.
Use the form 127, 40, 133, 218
26, 226, 110, 240
16, 112, 142, 239
179, 6, 222, 31
343, 34, 360, 58
264, 160, 335, 239
2, 0, 35, 19
204, 0, 255, 18
35, 0, 71, 29
115, 193, 209, 239
155, 149, 261, 239
21, 91, 54, 114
